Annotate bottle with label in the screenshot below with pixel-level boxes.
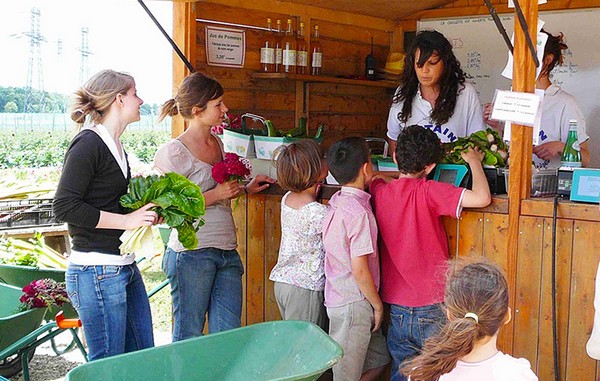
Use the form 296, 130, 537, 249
296, 22, 308, 75
310, 25, 323, 76
281, 19, 297, 74
259, 18, 275, 73
365, 37, 376, 80
560, 119, 582, 168
274, 19, 283, 73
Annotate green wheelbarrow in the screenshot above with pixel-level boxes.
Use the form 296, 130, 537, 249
0, 283, 87, 381
66, 320, 343, 381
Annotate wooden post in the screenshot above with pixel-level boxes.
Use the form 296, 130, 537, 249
506, 0, 538, 354
172, 1, 196, 137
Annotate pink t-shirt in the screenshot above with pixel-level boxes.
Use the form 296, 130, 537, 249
370, 177, 464, 307
438, 351, 538, 381
322, 187, 380, 308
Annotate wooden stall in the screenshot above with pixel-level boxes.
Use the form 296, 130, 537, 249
165, 0, 600, 379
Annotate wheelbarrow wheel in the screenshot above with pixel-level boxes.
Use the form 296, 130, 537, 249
0, 349, 35, 379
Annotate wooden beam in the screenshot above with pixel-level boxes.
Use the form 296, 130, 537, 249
505, 0, 538, 355
195, 0, 396, 31
172, 1, 196, 137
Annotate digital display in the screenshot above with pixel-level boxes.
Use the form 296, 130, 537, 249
438, 169, 458, 185
577, 176, 600, 197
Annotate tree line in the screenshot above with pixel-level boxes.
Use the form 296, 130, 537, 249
0, 86, 160, 115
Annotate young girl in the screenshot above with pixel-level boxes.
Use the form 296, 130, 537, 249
268, 139, 328, 331
403, 259, 538, 381
153, 72, 275, 341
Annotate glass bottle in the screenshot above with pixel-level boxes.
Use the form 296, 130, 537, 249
274, 19, 283, 73
560, 119, 582, 168
365, 37, 376, 80
310, 25, 323, 76
281, 19, 297, 74
259, 18, 275, 73
296, 22, 308, 75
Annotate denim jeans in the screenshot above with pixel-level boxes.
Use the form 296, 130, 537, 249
65, 263, 154, 361
387, 303, 446, 381
163, 247, 244, 341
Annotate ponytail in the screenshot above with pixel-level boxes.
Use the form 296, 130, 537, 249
402, 317, 480, 380
156, 98, 178, 124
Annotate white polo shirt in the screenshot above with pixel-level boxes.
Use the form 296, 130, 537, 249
387, 82, 486, 143
535, 84, 589, 168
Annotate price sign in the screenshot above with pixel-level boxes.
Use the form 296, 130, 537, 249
205, 26, 246, 68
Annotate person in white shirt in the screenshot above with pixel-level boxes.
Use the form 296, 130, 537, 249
387, 30, 486, 153
484, 29, 590, 168
402, 259, 538, 381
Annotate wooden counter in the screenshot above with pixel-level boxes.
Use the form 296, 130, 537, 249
234, 187, 599, 380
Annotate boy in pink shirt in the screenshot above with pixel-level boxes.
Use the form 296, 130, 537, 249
323, 137, 391, 381
370, 125, 491, 381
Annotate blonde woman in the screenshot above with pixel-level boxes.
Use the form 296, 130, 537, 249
54, 70, 158, 360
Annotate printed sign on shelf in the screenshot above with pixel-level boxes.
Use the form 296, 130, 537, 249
205, 26, 245, 68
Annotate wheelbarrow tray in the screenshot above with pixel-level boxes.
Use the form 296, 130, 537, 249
67, 320, 343, 381
0, 264, 77, 319
0, 283, 46, 354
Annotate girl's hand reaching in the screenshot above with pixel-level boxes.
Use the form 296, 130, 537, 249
245, 174, 276, 194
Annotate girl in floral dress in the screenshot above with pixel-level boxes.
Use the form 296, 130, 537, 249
269, 139, 328, 331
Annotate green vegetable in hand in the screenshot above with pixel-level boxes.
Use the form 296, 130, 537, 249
441, 128, 509, 168
120, 172, 206, 253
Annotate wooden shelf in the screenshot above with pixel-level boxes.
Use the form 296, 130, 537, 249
252, 72, 398, 89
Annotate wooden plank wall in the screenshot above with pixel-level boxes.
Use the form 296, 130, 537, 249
193, 3, 395, 147
235, 194, 599, 380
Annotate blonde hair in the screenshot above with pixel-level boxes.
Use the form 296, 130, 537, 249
71, 69, 134, 128
276, 139, 324, 192
403, 258, 509, 381
157, 72, 224, 123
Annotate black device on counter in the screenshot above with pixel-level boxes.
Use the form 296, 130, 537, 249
432, 164, 506, 194
557, 167, 575, 197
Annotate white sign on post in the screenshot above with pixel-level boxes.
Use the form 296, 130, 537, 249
205, 26, 246, 68
490, 89, 542, 127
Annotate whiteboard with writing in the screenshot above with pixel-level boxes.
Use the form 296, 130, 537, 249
420, 9, 600, 167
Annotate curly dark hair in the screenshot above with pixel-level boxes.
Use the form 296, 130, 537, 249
540, 29, 568, 77
393, 30, 467, 126
395, 125, 443, 174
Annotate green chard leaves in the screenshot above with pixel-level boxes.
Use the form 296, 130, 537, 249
441, 128, 509, 168
120, 172, 205, 250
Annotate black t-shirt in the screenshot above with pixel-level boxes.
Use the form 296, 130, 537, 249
53, 130, 130, 255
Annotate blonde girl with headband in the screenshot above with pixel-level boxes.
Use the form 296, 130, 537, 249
268, 139, 328, 331
54, 69, 159, 360
403, 259, 538, 381
153, 72, 275, 341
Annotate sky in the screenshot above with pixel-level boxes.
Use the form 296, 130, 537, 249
0, 0, 173, 105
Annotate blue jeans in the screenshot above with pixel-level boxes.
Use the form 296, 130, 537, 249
387, 303, 446, 381
65, 263, 154, 361
163, 247, 244, 341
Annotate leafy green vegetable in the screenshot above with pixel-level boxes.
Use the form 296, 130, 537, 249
441, 128, 508, 168
120, 172, 206, 251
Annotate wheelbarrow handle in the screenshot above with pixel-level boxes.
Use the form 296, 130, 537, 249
55, 310, 82, 329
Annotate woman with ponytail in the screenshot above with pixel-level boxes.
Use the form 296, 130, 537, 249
153, 72, 275, 341
54, 70, 159, 360
402, 259, 538, 381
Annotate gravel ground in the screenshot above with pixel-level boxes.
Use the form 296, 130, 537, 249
8, 330, 172, 381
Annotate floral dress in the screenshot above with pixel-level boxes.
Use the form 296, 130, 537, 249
269, 192, 326, 291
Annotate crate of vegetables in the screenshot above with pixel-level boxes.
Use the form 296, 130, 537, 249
441, 128, 509, 194
0, 198, 57, 229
